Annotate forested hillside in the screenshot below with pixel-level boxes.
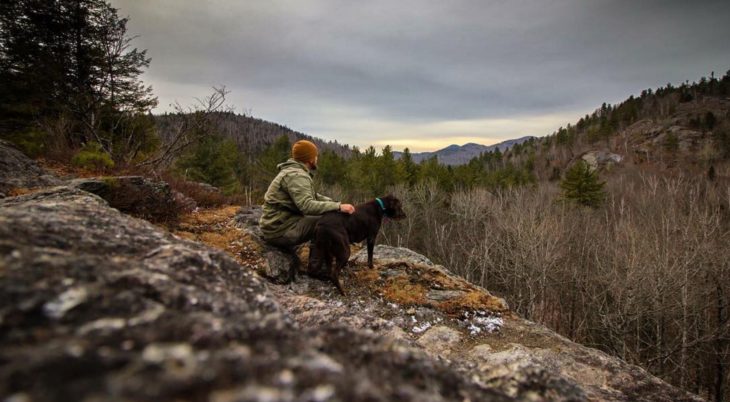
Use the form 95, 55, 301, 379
361, 72, 730, 402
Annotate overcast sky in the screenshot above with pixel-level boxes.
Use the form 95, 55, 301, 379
110, 0, 730, 152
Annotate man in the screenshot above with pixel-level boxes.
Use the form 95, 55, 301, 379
259, 139, 355, 280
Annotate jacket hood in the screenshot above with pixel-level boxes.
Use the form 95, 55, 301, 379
276, 158, 309, 172
276, 158, 314, 176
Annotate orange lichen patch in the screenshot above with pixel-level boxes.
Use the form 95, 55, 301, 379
174, 231, 196, 241
438, 290, 509, 315
422, 268, 470, 290
381, 275, 428, 306
349, 263, 427, 307
8, 188, 36, 196
351, 268, 380, 283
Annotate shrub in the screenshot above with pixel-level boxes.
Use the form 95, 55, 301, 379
2, 129, 48, 158
71, 142, 114, 171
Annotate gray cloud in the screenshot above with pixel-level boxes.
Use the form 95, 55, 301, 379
111, 0, 730, 149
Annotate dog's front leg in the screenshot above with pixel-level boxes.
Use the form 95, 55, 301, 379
366, 237, 375, 268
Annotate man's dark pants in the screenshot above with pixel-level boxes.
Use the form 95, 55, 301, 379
264, 216, 321, 282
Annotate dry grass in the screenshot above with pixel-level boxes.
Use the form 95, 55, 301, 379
36, 158, 101, 178
172, 205, 256, 266
177, 205, 240, 228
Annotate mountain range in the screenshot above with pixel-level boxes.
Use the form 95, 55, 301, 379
392, 136, 535, 165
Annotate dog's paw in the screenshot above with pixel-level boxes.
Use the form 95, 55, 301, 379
335, 278, 347, 296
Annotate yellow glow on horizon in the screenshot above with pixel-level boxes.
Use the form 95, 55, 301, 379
372, 137, 506, 152
323, 112, 584, 153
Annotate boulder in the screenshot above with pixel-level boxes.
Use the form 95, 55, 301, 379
172, 190, 197, 213
69, 176, 178, 222
234, 205, 301, 283
0, 139, 60, 194
416, 326, 462, 358
351, 244, 436, 266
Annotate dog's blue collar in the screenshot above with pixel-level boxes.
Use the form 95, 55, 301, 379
375, 197, 386, 212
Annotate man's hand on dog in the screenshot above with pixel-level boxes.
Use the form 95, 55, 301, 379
340, 203, 356, 214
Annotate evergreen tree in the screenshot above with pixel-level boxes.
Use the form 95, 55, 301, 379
317, 149, 347, 186
559, 160, 606, 208
0, 0, 157, 160
398, 147, 419, 187
375, 145, 399, 192
255, 135, 291, 187
175, 134, 243, 195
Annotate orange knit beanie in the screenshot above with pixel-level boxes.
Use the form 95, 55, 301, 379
292, 140, 318, 163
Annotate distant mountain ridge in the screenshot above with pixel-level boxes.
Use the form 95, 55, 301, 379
393, 136, 535, 165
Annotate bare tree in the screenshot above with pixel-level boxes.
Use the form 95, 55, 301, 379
137, 86, 232, 171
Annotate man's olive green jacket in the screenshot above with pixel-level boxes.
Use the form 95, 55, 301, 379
259, 158, 340, 239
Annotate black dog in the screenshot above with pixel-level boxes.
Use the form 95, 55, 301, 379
312, 194, 406, 294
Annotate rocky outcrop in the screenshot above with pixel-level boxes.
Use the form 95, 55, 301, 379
580, 150, 623, 171
0, 191, 705, 401
0, 140, 60, 196
0, 188, 514, 402
351, 244, 436, 266
69, 176, 181, 222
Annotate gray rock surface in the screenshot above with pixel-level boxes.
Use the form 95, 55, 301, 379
351, 244, 436, 266
0, 139, 60, 194
0, 188, 512, 402
416, 326, 462, 358
427, 289, 467, 301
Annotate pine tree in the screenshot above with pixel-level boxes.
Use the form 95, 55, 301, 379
559, 160, 606, 208
175, 134, 243, 195
375, 145, 399, 193
255, 135, 291, 187
398, 147, 419, 187
317, 149, 347, 186
0, 0, 157, 160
